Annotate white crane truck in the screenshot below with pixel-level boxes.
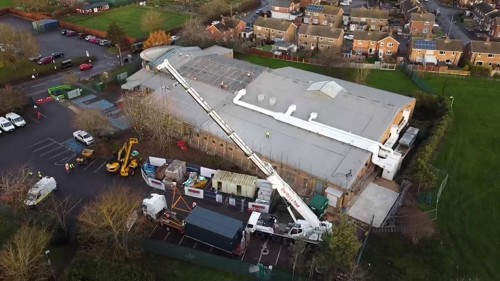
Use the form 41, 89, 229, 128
156, 60, 333, 243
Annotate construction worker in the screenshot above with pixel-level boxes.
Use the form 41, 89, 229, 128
69, 163, 74, 170
65, 163, 70, 174
37, 171, 42, 179
266, 130, 270, 139
192, 201, 197, 209
28, 171, 33, 176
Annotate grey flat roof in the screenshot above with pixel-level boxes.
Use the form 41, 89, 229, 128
129, 46, 414, 190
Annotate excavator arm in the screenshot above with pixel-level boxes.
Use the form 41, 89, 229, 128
157, 60, 324, 228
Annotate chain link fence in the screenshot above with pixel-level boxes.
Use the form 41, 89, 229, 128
400, 63, 437, 95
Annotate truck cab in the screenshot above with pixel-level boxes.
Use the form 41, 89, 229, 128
142, 193, 168, 219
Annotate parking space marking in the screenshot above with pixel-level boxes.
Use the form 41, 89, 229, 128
274, 245, 282, 266
178, 236, 185, 245
163, 232, 171, 241
149, 225, 158, 238
54, 154, 76, 166
32, 142, 57, 152
193, 241, 198, 249
30, 138, 55, 148
40, 146, 66, 156
93, 161, 107, 173
31, 82, 47, 88
83, 158, 98, 170
48, 150, 74, 159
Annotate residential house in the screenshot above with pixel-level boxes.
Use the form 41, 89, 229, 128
409, 12, 436, 36
483, 11, 500, 31
352, 31, 399, 60
472, 2, 497, 28
409, 37, 463, 66
298, 24, 344, 51
460, 0, 496, 7
465, 38, 500, 66
270, 0, 301, 20
254, 16, 297, 42
401, 0, 422, 20
206, 17, 246, 42
489, 17, 500, 37
303, 4, 344, 27
298, 0, 321, 9
76, 1, 109, 14
350, 8, 390, 32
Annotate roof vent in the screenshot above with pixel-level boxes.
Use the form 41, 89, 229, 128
269, 97, 276, 106
257, 94, 265, 102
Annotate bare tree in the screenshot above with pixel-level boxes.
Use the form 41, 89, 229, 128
141, 10, 165, 33
354, 66, 370, 85
60, 0, 78, 7
289, 237, 309, 276
341, 263, 370, 281
400, 200, 436, 245
0, 24, 39, 69
0, 223, 52, 281
46, 195, 81, 238
0, 85, 29, 115
181, 17, 214, 48
72, 108, 113, 137
0, 163, 37, 213
77, 185, 149, 260
121, 93, 149, 139
197, 0, 229, 21
13, 0, 51, 12
322, 47, 345, 73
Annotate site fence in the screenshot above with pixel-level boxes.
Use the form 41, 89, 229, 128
400, 63, 437, 95
142, 240, 297, 281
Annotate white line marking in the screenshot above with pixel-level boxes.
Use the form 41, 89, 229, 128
48, 149, 73, 159
193, 242, 198, 249
30, 138, 54, 148
179, 236, 185, 245
33, 142, 58, 152
163, 232, 171, 241
275, 245, 282, 266
83, 158, 98, 170
28, 116, 40, 123
31, 82, 47, 88
40, 146, 65, 156
94, 161, 106, 173
52, 77, 64, 81
149, 225, 158, 238
55, 154, 76, 166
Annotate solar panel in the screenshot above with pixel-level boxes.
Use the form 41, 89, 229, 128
306, 4, 324, 13
414, 39, 436, 50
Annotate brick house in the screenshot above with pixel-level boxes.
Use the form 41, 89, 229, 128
483, 11, 500, 32
352, 31, 399, 59
409, 37, 463, 66
298, 24, 344, 51
206, 17, 246, 42
473, 2, 497, 28
303, 4, 344, 27
298, 0, 321, 9
489, 17, 500, 37
350, 8, 390, 32
465, 39, 500, 66
270, 0, 301, 20
254, 16, 297, 42
409, 12, 436, 36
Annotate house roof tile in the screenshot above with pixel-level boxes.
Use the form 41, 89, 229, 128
353, 30, 391, 41
470, 40, 500, 54
410, 12, 436, 22
298, 24, 343, 38
350, 8, 389, 19
254, 16, 295, 31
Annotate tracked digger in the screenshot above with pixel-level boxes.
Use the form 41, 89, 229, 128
106, 138, 139, 176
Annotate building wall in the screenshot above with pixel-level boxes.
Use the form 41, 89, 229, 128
305, 12, 343, 27
350, 17, 389, 31
470, 51, 500, 65
298, 31, 344, 51
206, 22, 246, 42
409, 48, 463, 65
489, 22, 500, 37
254, 24, 296, 42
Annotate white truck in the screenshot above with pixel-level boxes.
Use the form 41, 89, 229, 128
142, 193, 185, 232
156, 61, 334, 243
24, 176, 57, 206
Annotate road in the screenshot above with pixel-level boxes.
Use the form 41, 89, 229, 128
0, 14, 122, 97
424, 0, 472, 45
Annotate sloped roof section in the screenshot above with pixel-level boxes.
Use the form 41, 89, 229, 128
307, 81, 346, 99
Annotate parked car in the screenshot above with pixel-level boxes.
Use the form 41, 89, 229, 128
99, 39, 112, 46
0, 117, 15, 132
79, 63, 93, 71
5, 112, 26, 127
344, 34, 354, 40
130, 42, 144, 53
170, 35, 180, 42
66, 30, 78, 37
340, 1, 351, 5
88, 37, 100, 44
85, 35, 96, 41
37, 56, 54, 65
61, 29, 69, 35
51, 51, 64, 59
73, 130, 94, 145
29, 54, 42, 62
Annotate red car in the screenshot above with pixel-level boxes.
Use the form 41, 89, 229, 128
37, 56, 54, 65
79, 63, 93, 71
88, 38, 100, 44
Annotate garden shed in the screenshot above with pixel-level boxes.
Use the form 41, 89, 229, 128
212, 170, 258, 199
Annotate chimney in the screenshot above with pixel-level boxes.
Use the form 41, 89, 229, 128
486, 37, 491, 44
444, 36, 450, 43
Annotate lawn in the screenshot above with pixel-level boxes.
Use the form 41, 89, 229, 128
0, 0, 12, 8
63, 5, 188, 39
363, 75, 500, 280
235, 53, 420, 96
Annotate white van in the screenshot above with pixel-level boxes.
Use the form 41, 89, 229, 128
0, 117, 15, 132
5, 112, 26, 127
24, 177, 57, 206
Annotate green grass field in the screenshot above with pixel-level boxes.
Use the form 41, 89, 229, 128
0, 0, 13, 9
63, 5, 188, 39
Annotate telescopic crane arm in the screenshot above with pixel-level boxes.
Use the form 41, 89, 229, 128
157, 60, 324, 228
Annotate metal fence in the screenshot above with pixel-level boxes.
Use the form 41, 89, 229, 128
142, 240, 296, 281
400, 63, 437, 95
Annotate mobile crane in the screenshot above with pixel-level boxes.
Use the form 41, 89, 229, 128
157, 60, 332, 242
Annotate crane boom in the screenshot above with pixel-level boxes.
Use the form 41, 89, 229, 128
157, 60, 324, 228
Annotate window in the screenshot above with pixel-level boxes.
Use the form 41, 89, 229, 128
196, 133, 199, 137
423, 28, 429, 33
303, 35, 307, 38
211, 140, 216, 144
452, 52, 456, 55
380, 42, 385, 46
370, 41, 375, 45
386, 50, 392, 55
236, 185, 242, 194
320, 37, 323, 41
439, 51, 445, 55
220, 143, 224, 147
203, 136, 208, 141
217, 181, 222, 191
388, 42, 394, 47
488, 53, 494, 57
228, 147, 233, 151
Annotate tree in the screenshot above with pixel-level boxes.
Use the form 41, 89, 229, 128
143, 30, 171, 49
0, 24, 40, 69
0, 223, 52, 281
72, 108, 113, 137
181, 17, 213, 48
141, 10, 164, 33
0, 85, 29, 115
315, 216, 361, 278
322, 47, 345, 73
289, 237, 309, 276
12, 0, 50, 12
0, 163, 37, 213
107, 22, 127, 48
77, 185, 148, 260
121, 93, 149, 140
400, 200, 435, 245
46, 195, 80, 241
197, 0, 229, 21
354, 66, 370, 84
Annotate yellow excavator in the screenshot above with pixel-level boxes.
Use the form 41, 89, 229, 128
106, 138, 139, 176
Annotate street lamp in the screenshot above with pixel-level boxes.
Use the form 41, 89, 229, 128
450, 96, 454, 109
115, 44, 123, 66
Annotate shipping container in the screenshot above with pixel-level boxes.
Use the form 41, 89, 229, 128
184, 207, 244, 253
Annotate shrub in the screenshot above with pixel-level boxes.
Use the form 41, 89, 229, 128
470, 65, 492, 77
